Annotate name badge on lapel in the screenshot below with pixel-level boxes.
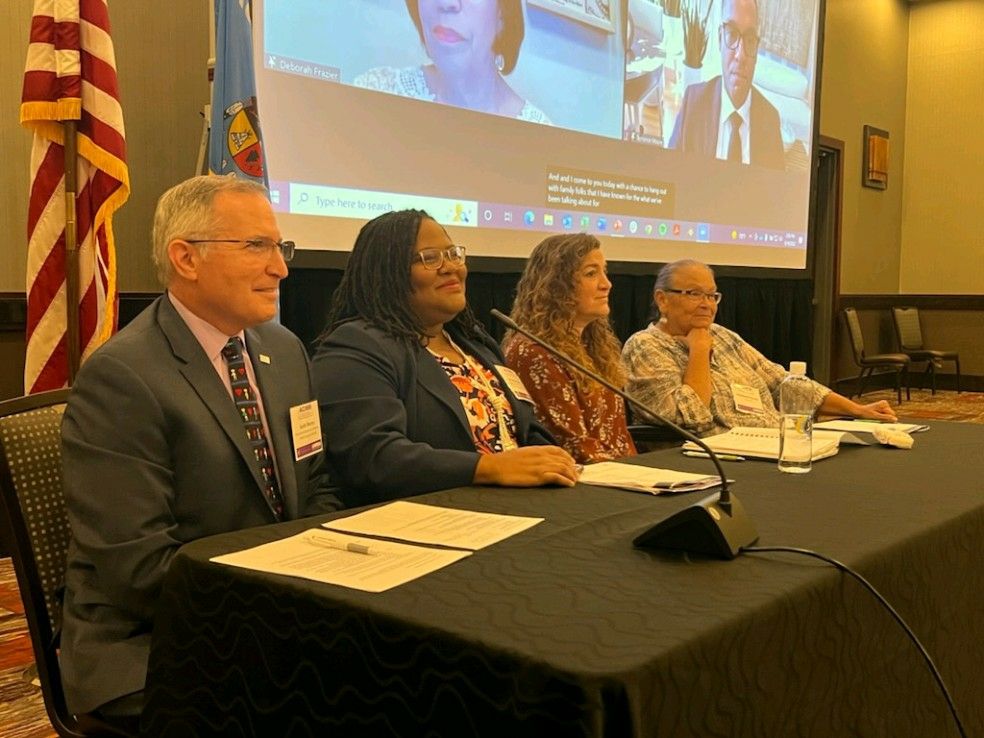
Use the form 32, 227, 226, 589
495, 365, 534, 404
289, 400, 323, 461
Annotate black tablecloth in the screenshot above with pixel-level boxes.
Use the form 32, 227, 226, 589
143, 421, 984, 737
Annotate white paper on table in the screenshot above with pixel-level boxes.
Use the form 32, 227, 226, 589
814, 419, 928, 435
323, 500, 543, 551
579, 461, 722, 494
210, 529, 471, 593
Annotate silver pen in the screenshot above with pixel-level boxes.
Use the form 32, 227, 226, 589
306, 533, 375, 555
682, 450, 746, 462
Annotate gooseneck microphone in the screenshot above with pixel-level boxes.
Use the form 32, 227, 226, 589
491, 309, 757, 559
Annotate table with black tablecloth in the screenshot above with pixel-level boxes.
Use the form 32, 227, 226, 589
142, 421, 984, 737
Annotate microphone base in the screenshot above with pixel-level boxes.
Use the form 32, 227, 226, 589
633, 492, 758, 560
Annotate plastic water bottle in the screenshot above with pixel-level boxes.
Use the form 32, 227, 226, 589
778, 361, 813, 474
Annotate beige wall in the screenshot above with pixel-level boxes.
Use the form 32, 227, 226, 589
820, 0, 910, 294
900, 0, 984, 293
0, 0, 209, 294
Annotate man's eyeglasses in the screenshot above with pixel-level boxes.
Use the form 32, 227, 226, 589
413, 244, 467, 270
185, 238, 296, 262
663, 288, 723, 304
721, 22, 760, 52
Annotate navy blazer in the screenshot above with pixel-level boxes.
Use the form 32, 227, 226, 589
668, 76, 785, 170
311, 319, 555, 508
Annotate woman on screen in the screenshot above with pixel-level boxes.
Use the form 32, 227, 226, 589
621, 259, 898, 437
353, 0, 551, 124
504, 234, 636, 464
311, 209, 577, 508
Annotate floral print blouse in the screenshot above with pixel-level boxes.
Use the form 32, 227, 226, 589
504, 336, 636, 464
430, 351, 518, 454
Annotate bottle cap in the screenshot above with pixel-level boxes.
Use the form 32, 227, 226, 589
789, 361, 807, 376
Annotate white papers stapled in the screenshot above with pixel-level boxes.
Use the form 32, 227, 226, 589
210, 502, 544, 593
323, 500, 543, 551
579, 461, 723, 494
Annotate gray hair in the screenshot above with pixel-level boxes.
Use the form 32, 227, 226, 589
652, 259, 714, 318
653, 259, 714, 292
151, 174, 268, 285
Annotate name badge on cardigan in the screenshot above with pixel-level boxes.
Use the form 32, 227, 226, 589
731, 383, 764, 414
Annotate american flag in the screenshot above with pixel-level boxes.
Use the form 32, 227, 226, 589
20, 0, 129, 393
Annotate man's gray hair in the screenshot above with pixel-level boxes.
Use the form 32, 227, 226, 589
151, 174, 268, 286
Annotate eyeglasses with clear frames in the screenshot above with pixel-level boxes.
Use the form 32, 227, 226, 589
663, 288, 723, 304
721, 21, 760, 52
413, 244, 467, 270
184, 238, 296, 262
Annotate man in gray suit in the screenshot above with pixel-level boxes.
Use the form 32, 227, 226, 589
668, 0, 785, 169
59, 175, 340, 733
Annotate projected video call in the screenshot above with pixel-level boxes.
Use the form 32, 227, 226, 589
255, 0, 821, 269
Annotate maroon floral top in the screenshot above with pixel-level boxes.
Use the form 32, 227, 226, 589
505, 336, 636, 464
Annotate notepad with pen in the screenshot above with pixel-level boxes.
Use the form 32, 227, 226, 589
681, 427, 840, 462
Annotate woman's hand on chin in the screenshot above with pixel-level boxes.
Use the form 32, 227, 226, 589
683, 327, 713, 355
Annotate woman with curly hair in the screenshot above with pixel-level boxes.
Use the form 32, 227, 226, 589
504, 233, 636, 463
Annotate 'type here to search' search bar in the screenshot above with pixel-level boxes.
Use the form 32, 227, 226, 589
289, 184, 478, 226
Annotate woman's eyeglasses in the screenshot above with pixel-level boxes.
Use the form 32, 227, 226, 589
414, 245, 467, 270
663, 288, 723, 304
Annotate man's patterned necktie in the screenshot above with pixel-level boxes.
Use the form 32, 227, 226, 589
222, 337, 285, 520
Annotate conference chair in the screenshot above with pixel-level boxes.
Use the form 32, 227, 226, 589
627, 402, 681, 451
0, 390, 128, 738
841, 307, 910, 404
891, 306, 961, 394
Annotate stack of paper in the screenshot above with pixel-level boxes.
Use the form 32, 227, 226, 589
682, 427, 840, 461
814, 419, 929, 445
211, 502, 543, 593
579, 461, 723, 494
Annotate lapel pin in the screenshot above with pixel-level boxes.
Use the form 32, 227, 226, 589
259, 354, 271, 364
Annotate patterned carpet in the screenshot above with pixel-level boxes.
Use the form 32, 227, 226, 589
0, 557, 53, 738
858, 387, 984, 423
0, 389, 980, 736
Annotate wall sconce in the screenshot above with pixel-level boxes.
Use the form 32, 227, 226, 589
862, 125, 889, 190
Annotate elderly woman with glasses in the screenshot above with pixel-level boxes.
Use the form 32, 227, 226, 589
311, 209, 577, 508
621, 259, 897, 437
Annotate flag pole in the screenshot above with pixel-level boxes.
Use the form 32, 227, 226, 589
62, 119, 81, 384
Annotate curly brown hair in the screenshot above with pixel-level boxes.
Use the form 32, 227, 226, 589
505, 233, 625, 394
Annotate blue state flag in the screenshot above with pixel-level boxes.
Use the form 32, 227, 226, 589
209, 0, 267, 185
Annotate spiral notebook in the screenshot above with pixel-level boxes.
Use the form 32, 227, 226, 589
682, 427, 841, 462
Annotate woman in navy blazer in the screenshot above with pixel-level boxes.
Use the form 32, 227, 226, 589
311, 209, 578, 508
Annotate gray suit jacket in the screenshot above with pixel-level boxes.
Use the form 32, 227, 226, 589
668, 76, 786, 170
59, 295, 340, 715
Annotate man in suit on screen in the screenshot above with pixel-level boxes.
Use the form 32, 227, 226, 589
668, 0, 785, 169
59, 174, 340, 733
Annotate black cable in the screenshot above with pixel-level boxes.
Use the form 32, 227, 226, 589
742, 545, 967, 738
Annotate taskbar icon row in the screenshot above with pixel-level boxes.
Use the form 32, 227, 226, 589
476, 204, 806, 248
